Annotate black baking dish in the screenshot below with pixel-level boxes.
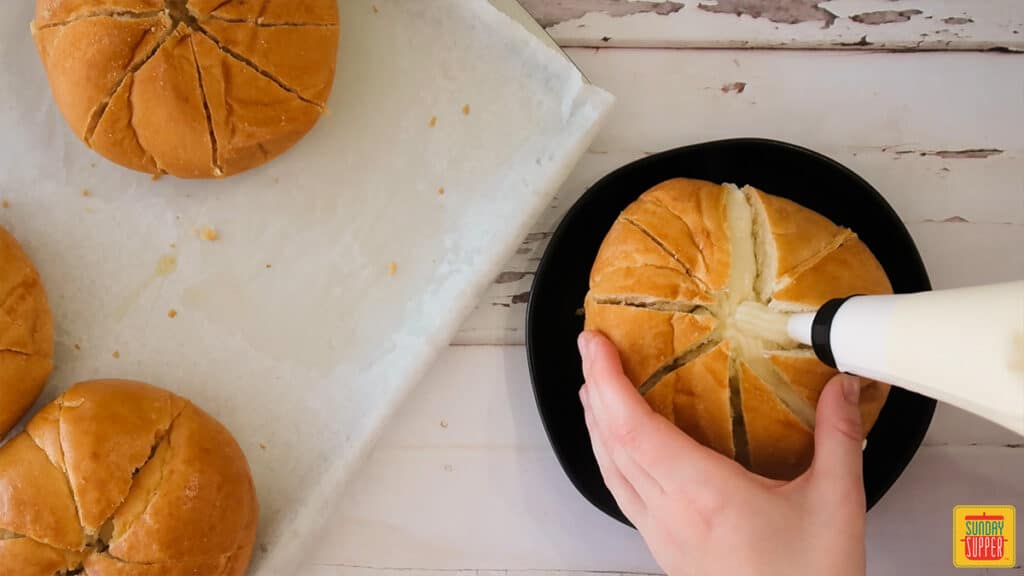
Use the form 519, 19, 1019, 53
525, 138, 936, 526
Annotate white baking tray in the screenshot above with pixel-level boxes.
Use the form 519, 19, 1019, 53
0, 1, 612, 572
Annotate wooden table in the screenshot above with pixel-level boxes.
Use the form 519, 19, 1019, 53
302, 2, 1024, 575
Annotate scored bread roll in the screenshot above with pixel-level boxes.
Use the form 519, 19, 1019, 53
0, 380, 258, 575
31, 0, 339, 179
0, 226, 53, 439
585, 177, 892, 480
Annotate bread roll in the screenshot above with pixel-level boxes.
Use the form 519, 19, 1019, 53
0, 380, 258, 575
31, 0, 339, 179
585, 178, 891, 480
0, 227, 53, 439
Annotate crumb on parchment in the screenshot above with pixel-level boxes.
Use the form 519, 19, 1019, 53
388, 261, 398, 276
429, 116, 437, 128
259, 442, 267, 450
82, 189, 90, 197
73, 344, 81, 351
462, 104, 471, 115
372, 5, 379, 13
440, 419, 448, 429
167, 309, 178, 319
265, 264, 272, 269
437, 187, 445, 196
1, 200, 8, 209
200, 226, 218, 241
112, 350, 120, 359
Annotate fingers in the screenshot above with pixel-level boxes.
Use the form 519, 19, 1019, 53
584, 383, 668, 501
808, 374, 866, 505
581, 385, 646, 522
578, 331, 737, 498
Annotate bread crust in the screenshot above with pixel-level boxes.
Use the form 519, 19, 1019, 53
739, 361, 813, 480
34, 0, 164, 28
666, 341, 733, 458
186, 0, 339, 25
773, 235, 893, 308
0, 227, 54, 439
583, 303, 716, 387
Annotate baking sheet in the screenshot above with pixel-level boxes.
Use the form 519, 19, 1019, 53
0, 1, 613, 572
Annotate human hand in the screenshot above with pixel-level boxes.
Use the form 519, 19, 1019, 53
578, 330, 867, 576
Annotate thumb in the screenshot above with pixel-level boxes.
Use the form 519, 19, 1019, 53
578, 331, 634, 393
809, 374, 865, 499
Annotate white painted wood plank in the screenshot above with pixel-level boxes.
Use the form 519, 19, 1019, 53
455, 48, 1024, 344
521, 0, 1024, 51
575, 49, 1022, 154
299, 346, 1023, 576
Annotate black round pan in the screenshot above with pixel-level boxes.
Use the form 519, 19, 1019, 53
526, 138, 937, 527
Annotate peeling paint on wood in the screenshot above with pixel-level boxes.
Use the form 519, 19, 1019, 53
510, 292, 531, 305
837, 35, 872, 46
525, 0, 1024, 51
885, 147, 1004, 159
930, 149, 1004, 159
519, 0, 684, 28
850, 9, 923, 25
922, 216, 1018, 226
698, 0, 835, 28
721, 81, 747, 93
495, 271, 533, 283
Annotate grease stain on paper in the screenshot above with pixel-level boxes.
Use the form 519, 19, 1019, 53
115, 254, 178, 321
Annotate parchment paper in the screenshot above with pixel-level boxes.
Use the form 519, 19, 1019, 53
0, 1, 613, 572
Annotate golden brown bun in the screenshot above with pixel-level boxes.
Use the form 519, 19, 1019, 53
33, 0, 164, 27
588, 266, 712, 307
590, 219, 689, 286
200, 19, 339, 106
2, 380, 258, 576
643, 179, 732, 291
187, 0, 339, 25
667, 341, 733, 458
739, 361, 813, 480
769, 350, 890, 433
773, 235, 893, 309
32, 14, 171, 141
0, 227, 54, 438
582, 303, 716, 387
191, 31, 324, 177
32, 0, 339, 179
0, 538, 84, 576
745, 186, 843, 295
584, 178, 893, 480
130, 25, 217, 178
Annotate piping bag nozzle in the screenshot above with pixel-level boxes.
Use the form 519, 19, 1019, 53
735, 282, 1024, 437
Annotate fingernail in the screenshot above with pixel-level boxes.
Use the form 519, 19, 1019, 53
579, 385, 590, 409
578, 332, 594, 364
842, 375, 861, 404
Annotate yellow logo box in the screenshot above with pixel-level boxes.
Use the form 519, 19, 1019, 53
953, 505, 1016, 568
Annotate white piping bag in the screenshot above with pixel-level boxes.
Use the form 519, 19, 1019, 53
737, 282, 1024, 436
